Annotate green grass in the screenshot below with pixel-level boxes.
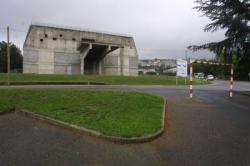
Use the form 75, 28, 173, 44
0, 73, 207, 85
0, 89, 164, 137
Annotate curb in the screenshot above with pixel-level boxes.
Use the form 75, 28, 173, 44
12, 98, 168, 144
0, 82, 107, 86
0, 109, 15, 115
234, 91, 250, 97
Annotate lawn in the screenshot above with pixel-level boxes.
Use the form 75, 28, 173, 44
0, 73, 207, 85
0, 89, 164, 137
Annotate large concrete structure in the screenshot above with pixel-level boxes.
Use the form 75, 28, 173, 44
23, 23, 138, 76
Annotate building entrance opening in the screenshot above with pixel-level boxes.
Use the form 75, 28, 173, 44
78, 42, 121, 75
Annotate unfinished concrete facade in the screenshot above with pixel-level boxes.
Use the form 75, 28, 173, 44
23, 23, 138, 76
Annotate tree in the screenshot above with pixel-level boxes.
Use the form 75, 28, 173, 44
188, 0, 250, 80
0, 41, 23, 73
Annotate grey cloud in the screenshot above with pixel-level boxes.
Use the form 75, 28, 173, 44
0, 0, 225, 59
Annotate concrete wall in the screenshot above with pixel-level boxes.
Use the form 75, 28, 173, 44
23, 24, 138, 76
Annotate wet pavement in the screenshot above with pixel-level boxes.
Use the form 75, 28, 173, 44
1, 81, 250, 166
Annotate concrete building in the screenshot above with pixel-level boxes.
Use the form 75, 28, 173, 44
23, 23, 138, 76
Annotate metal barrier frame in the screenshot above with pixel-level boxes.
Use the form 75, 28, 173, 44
189, 60, 234, 99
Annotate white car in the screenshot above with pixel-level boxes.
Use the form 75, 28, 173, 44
207, 74, 214, 81
194, 73, 205, 80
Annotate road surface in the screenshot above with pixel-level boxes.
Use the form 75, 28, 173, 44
0, 80, 250, 166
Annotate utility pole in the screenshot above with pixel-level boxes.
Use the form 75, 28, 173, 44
7, 26, 10, 85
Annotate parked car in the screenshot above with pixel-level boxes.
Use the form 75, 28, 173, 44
194, 72, 205, 80
207, 74, 214, 81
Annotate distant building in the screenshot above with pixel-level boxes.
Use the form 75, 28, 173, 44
162, 67, 177, 74
23, 23, 138, 76
138, 58, 176, 75
158, 59, 177, 68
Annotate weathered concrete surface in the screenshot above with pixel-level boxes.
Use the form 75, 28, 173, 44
1, 81, 250, 165
23, 23, 138, 76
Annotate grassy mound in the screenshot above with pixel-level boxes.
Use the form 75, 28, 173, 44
0, 89, 164, 137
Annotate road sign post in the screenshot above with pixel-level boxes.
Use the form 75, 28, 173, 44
176, 59, 188, 78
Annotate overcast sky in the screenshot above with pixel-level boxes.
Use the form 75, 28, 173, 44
0, 0, 226, 59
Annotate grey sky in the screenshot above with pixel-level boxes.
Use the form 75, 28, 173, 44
0, 0, 225, 59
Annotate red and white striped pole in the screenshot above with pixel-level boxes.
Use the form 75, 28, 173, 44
230, 64, 234, 97
189, 63, 193, 99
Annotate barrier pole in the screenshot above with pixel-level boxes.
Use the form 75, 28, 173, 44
189, 63, 193, 99
230, 64, 234, 97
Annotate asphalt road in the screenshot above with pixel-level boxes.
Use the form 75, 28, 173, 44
0, 80, 250, 166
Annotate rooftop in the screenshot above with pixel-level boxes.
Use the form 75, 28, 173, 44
32, 22, 133, 38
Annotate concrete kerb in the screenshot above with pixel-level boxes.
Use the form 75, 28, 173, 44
6, 98, 168, 144
0, 108, 15, 116
0, 82, 107, 86
234, 91, 250, 97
